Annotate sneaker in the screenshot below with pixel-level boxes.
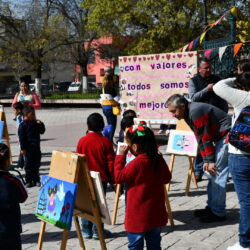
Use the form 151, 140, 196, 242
227, 242, 250, 250
199, 212, 226, 223
195, 175, 203, 182
25, 182, 34, 188
93, 229, 112, 240
82, 232, 92, 239
194, 206, 212, 217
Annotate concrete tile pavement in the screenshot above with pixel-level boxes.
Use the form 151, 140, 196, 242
4, 107, 240, 250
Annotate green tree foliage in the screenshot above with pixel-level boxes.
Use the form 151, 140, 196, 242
83, 0, 249, 55
0, 0, 68, 79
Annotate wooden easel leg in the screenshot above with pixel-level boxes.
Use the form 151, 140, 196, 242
164, 186, 174, 227
37, 221, 46, 250
60, 230, 69, 250
190, 157, 198, 188
185, 156, 198, 196
74, 216, 86, 250
167, 154, 175, 191
112, 184, 121, 225
95, 218, 107, 250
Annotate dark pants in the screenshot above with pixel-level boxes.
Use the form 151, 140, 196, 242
81, 182, 107, 235
127, 227, 162, 250
102, 106, 117, 141
18, 152, 24, 168
24, 146, 41, 183
0, 233, 21, 250
229, 153, 250, 247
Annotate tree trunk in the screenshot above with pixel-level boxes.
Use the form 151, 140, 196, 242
35, 64, 42, 98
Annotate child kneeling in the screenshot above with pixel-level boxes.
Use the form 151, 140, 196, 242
115, 122, 171, 249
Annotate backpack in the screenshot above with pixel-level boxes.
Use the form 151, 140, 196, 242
228, 106, 250, 153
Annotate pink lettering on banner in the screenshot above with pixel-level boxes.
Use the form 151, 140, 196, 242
137, 94, 172, 99
138, 112, 174, 117
120, 64, 141, 73
124, 74, 187, 79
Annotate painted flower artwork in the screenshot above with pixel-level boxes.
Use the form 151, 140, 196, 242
35, 175, 77, 230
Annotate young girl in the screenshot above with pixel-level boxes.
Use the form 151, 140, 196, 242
0, 143, 28, 250
114, 122, 171, 249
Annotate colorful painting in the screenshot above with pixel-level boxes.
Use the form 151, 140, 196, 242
167, 130, 198, 156
35, 175, 78, 230
0, 121, 4, 141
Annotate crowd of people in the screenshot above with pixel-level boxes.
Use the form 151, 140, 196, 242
0, 59, 249, 250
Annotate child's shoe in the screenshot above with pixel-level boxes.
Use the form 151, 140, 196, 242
227, 242, 250, 250
25, 182, 33, 188
82, 232, 92, 239
93, 229, 112, 240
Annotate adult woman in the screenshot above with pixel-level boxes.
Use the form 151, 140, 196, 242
214, 69, 250, 250
100, 67, 119, 142
12, 80, 41, 109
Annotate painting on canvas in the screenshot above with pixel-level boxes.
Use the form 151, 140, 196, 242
167, 130, 198, 156
35, 175, 78, 230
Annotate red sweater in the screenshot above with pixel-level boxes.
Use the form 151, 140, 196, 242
115, 153, 171, 233
76, 132, 115, 182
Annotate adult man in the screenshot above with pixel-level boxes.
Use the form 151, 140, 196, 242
189, 59, 228, 181
166, 94, 231, 223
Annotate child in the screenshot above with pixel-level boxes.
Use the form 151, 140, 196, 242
13, 102, 24, 168
0, 143, 28, 250
115, 122, 171, 249
18, 106, 45, 188
76, 113, 115, 239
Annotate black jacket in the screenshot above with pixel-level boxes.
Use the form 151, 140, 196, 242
18, 119, 45, 150
0, 170, 28, 235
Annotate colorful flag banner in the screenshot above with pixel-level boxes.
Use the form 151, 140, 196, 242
193, 37, 200, 49
234, 43, 243, 57
219, 46, 228, 61
200, 32, 206, 44
188, 40, 194, 51
182, 44, 189, 52
204, 49, 213, 58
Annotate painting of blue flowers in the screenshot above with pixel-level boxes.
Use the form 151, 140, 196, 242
35, 175, 78, 230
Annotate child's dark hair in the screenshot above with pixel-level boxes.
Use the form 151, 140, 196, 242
22, 105, 34, 116
123, 109, 136, 118
234, 72, 250, 91
126, 126, 159, 169
238, 59, 250, 73
0, 143, 10, 169
13, 102, 23, 111
87, 113, 105, 132
120, 116, 134, 131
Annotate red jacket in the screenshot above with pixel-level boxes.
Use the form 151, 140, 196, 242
76, 132, 115, 182
115, 153, 171, 233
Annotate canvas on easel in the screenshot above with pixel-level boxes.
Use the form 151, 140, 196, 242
166, 119, 198, 195
0, 107, 12, 162
37, 150, 108, 250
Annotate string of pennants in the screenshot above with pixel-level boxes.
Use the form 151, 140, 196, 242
177, 7, 242, 57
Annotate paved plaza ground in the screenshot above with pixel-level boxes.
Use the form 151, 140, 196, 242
5, 107, 241, 250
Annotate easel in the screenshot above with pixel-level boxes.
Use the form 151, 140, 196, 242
166, 119, 198, 196
0, 107, 12, 163
112, 183, 175, 227
37, 151, 107, 250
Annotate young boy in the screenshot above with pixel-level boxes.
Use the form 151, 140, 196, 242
13, 102, 24, 168
18, 106, 45, 188
76, 113, 115, 239
0, 143, 28, 250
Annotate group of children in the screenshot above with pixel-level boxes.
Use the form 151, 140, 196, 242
0, 106, 170, 250
76, 110, 171, 249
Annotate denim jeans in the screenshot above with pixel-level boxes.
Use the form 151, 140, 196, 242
81, 182, 107, 235
206, 137, 229, 217
229, 153, 250, 248
194, 153, 204, 177
127, 227, 161, 250
102, 106, 117, 141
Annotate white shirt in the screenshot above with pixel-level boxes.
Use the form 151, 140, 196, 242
213, 77, 250, 154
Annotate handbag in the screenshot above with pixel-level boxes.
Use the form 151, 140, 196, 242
102, 87, 121, 115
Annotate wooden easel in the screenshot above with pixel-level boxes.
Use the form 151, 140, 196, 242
166, 119, 198, 196
37, 151, 107, 250
112, 184, 175, 227
0, 109, 12, 163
